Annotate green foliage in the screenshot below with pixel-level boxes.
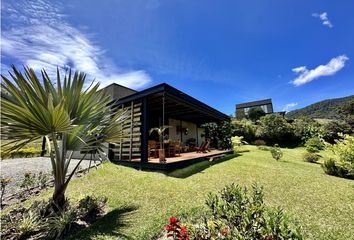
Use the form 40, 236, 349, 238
47, 207, 78, 239
15, 211, 41, 239
256, 114, 294, 144
323, 135, 354, 179
185, 183, 303, 239
1, 195, 108, 240
247, 106, 266, 122
232, 119, 257, 143
292, 117, 323, 142
305, 137, 324, 153
328, 134, 354, 163
303, 152, 320, 163
338, 99, 354, 128
231, 136, 247, 153
78, 195, 107, 221
254, 139, 267, 146
202, 122, 219, 148
322, 158, 354, 179
0, 147, 42, 159
19, 171, 36, 192
1, 66, 126, 207
322, 120, 352, 143
202, 121, 234, 149
270, 145, 283, 161
286, 95, 354, 120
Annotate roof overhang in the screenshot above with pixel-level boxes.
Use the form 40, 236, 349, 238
116, 83, 229, 124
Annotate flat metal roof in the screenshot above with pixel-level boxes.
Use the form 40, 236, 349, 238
236, 98, 272, 109
116, 83, 229, 122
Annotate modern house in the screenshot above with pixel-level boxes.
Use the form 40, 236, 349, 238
102, 83, 231, 169
235, 99, 274, 119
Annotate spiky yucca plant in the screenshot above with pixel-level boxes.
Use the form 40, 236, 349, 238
1, 66, 126, 208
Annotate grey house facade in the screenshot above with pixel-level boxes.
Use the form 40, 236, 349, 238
235, 99, 273, 119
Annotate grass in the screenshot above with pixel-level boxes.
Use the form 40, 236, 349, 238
21, 146, 354, 239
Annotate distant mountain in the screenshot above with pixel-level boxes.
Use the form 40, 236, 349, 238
286, 95, 354, 120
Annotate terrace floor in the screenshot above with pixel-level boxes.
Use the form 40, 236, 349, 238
115, 149, 234, 170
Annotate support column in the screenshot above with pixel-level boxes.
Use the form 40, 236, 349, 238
141, 97, 149, 162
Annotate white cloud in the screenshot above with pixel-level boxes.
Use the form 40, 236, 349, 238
283, 103, 298, 112
291, 55, 349, 86
1, 0, 152, 89
312, 12, 333, 28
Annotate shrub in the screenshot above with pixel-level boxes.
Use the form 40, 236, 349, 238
1, 195, 107, 239
322, 135, 354, 179
19, 171, 36, 193
47, 207, 78, 239
322, 158, 354, 179
304, 137, 324, 153
270, 145, 283, 161
247, 107, 266, 122
232, 119, 257, 143
254, 139, 267, 146
0, 147, 42, 159
231, 136, 247, 153
78, 196, 107, 222
322, 158, 338, 176
303, 152, 320, 163
162, 216, 189, 240
163, 183, 303, 239
15, 211, 42, 238
257, 114, 294, 144
329, 134, 354, 163
202, 121, 234, 149
292, 117, 323, 143
322, 120, 351, 143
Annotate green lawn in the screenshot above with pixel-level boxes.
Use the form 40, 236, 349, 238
32, 146, 354, 239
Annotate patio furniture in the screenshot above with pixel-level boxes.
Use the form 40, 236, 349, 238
148, 140, 158, 159
174, 140, 182, 156
196, 141, 210, 153
196, 141, 205, 153
168, 141, 176, 157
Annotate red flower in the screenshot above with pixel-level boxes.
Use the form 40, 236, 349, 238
169, 216, 178, 224
165, 224, 173, 232
180, 226, 188, 235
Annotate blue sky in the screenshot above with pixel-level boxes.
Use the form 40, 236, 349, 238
1, 0, 354, 115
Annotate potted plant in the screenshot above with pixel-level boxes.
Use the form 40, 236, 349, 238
149, 126, 170, 162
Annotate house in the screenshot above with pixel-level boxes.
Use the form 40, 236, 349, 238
235, 99, 274, 119
105, 83, 231, 169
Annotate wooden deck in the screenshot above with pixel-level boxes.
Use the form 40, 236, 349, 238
114, 149, 234, 170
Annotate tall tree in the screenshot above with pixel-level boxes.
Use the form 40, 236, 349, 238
1, 66, 127, 208
338, 100, 354, 128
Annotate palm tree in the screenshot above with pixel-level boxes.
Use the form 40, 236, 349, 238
1, 66, 127, 208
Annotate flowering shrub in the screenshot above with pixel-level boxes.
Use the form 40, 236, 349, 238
159, 216, 189, 240
158, 184, 302, 240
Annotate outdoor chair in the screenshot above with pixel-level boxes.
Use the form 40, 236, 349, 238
148, 140, 158, 159
174, 140, 182, 156
196, 141, 210, 153
196, 141, 206, 153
